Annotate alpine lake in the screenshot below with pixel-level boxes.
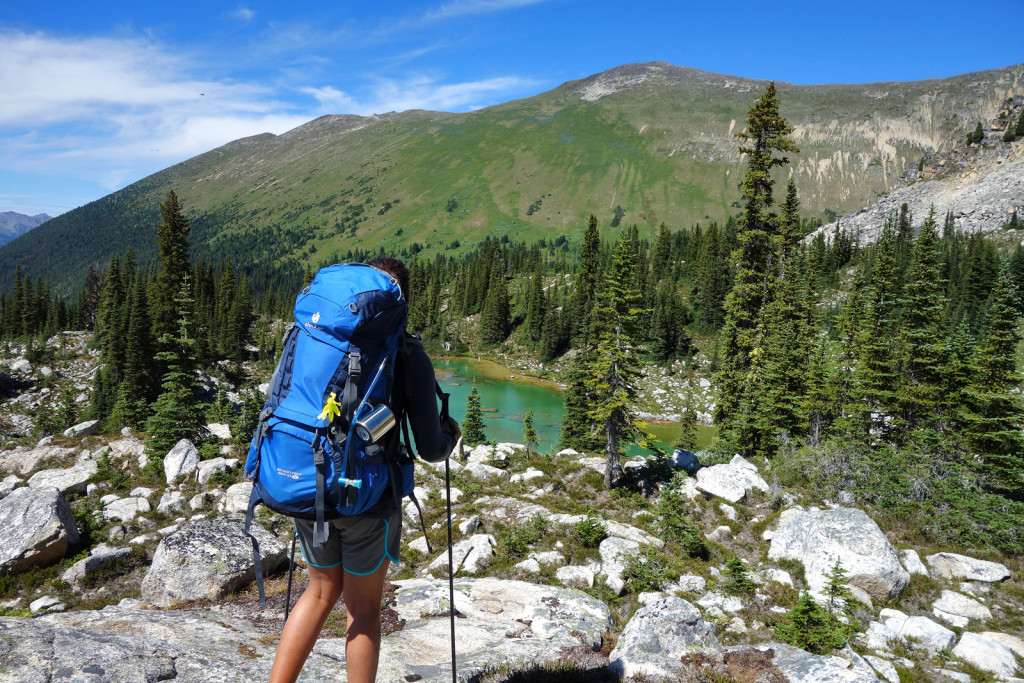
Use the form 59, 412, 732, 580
432, 357, 714, 456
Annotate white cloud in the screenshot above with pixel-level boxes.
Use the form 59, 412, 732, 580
423, 0, 554, 22
0, 31, 309, 187
230, 7, 256, 23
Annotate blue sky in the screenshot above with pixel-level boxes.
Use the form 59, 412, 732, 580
2, 0, 1021, 217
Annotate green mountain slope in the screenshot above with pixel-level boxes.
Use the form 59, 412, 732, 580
4, 61, 1023, 293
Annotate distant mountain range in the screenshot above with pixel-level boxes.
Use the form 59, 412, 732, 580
2, 60, 1023, 294
0, 212, 51, 248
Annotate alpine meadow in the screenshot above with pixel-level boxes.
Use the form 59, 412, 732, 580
2, 61, 1024, 682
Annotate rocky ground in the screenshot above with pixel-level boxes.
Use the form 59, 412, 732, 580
1, 338, 1022, 682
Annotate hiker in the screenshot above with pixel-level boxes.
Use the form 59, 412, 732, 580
268, 257, 460, 683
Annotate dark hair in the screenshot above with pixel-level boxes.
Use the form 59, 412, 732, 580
367, 257, 410, 301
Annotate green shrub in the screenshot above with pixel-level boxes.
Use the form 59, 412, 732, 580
724, 557, 756, 595
573, 517, 608, 548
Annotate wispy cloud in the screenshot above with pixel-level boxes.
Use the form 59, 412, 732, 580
303, 74, 542, 115
229, 7, 256, 23
0, 31, 309, 189
422, 0, 555, 22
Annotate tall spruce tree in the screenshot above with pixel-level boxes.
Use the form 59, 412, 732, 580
462, 385, 487, 446
151, 191, 192, 345
571, 215, 601, 344
586, 234, 650, 488
896, 208, 948, 431
715, 82, 798, 443
962, 262, 1024, 495
480, 265, 511, 345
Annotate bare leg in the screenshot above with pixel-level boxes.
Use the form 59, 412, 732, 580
343, 559, 391, 683
269, 564, 344, 683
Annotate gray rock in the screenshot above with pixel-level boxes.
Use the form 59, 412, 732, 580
458, 514, 481, 535
27, 459, 98, 495
206, 423, 232, 440
600, 536, 641, 595
513, 558, 541, 574
695, 460, 768, 502
953, 632, 1019, 679
931, 589, 991, 627
190, 490, 223, 511
926, 552, 1011, 582
980, 631, 1024, 658
129, 487, 155, 498
719, 503, 737, 520
766, 643, 879, 682
509, 467, 545, 484
769, 507, 909, 601
102, 496, 151, 522
864, 655, 900, 683
0, 444, 77, 476
62, 419, 100, 438
0, 486, 80, 573
529, 550, 565, 568
669, 447, 701, 473
428, 534, 496, 575
765, 568, 794, 587
555, 565, 595, 588
697, 591, 745, 613
465, 462, 509, 481
938, 670, 971, 683
879, 608, 956, 653
141, 514, 286, 607
677, 574, 707, 593
383, 577, 612, 679
10, 358, 32, 374
164, 439, 200, 485
900, 548, 929, 576
157, 489, 187, 515
0, 474, 23, 499
407, 536, 430, 553
608, 596, 720, 679
221, 481, 253, 513
60, 544, 132, 585
195, 457, 230, 485
29, 595, 62, 614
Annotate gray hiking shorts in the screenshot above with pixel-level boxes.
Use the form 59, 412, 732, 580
293, 505, 402, 576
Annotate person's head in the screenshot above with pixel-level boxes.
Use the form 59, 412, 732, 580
367, 257, 410, 301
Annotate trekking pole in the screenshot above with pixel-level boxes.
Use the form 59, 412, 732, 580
445, 452, 457, 683
283, 532, 297, 624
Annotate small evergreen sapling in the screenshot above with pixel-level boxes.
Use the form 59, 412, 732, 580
724, 556, 756, 595
462, 385, 487, 446
522, 408, 538, 455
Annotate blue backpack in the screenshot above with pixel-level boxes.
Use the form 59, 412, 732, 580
243, 263, 419, 603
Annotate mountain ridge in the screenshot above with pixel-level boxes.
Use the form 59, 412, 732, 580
3, 60, 1023, 294
0, 212, 51, 248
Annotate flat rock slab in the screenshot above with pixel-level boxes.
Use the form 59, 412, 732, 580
878, 609, 956, 653
0, 445, 77, 477
953, 632, 1019, 679
382, 577, 613, 681
768, 507, 909, 602
27, 460, 98, 496
926, 552, 1011, 583
141, 514, 286, 607
0, 486, 80, 573
931, 590, 991, 628
474, 496, 661, 546
764, 643, 879, 682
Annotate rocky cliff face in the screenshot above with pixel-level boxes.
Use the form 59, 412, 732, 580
808, 98, 1024, 244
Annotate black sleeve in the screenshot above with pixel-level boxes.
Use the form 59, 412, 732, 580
404, 344, 456, 463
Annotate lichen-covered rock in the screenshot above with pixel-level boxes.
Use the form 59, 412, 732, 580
60, 544, 132, 585
926, 552, 1011, 583
600, 536, 640, 595
608, 595, 720, 679
163, 439, 200, 485
768, 507, 909, 601
220, 481, 253, 514
878, 608, 956, 653
0, 486, 80, 573
465, 462, 509, 482
62, 419, 100, 438
953, 632, 1019, 679
900, 549, 929, 576
0, 445, 77, 476
428, 534, 496, 575
0, 474, 23, 499
102, 496, 151, 522
931, 590, 991, 627
195, 457, 229, 485
27, 459, 98, 496
157, 489, 187, 515
766, 643, 879, 682
140, 515, 286, 607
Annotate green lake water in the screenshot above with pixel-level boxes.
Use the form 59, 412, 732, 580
432, 357, 712, 454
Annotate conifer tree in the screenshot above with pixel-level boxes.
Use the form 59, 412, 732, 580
524, 256, 546, 343
896, 208, 948, 431
522, 408, 538, 455
110, 276, 156, 430
558, 349, 602, 452
462, 385, 487, 446
480, 265, 511, 345
693, 224, 727, 328
716, 83, 798, 433
145, 276, 208, 459
587, 234, 651, 488
673, 402, 697, 451
962, 262, 1024, 495
151, 191, 192, 344
571, 215, 601, 344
